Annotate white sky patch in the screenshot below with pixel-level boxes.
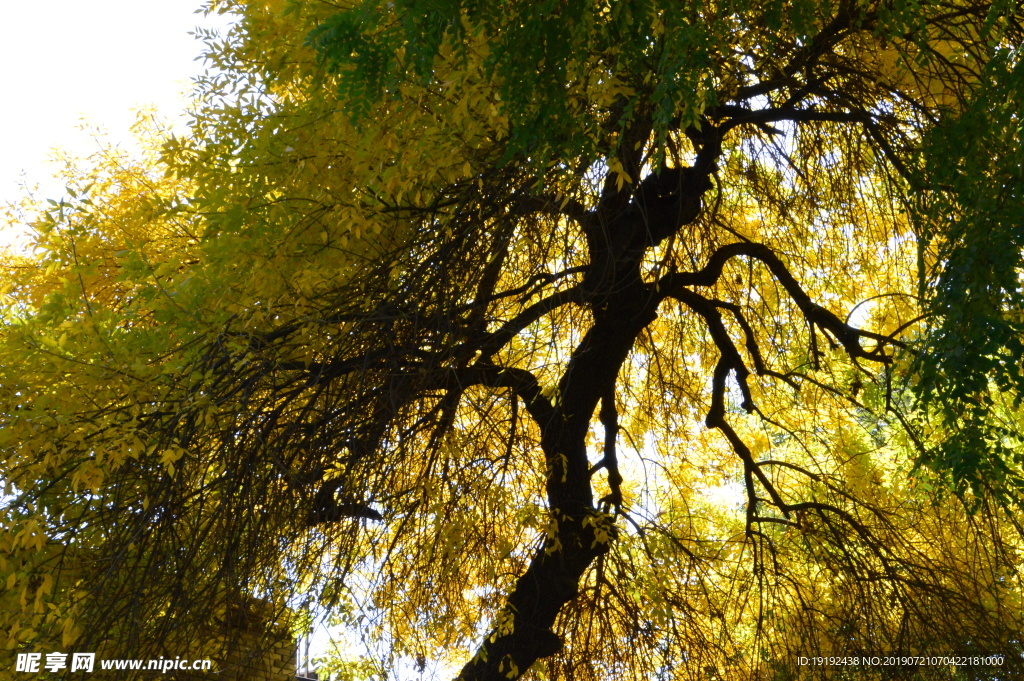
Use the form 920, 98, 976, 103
846, 299, 875, 329
0, 0, 234, 208
700, 479, 746, 510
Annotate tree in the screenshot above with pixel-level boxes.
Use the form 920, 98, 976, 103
3, 0, 1024, 679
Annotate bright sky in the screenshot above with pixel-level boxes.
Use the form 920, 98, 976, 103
0, 0, 234, 208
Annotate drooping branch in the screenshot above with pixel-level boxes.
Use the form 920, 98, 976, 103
662, 241, 900, 362
663, 244, 902, 533
667, 288, 790, 527
670, 288, 756, 416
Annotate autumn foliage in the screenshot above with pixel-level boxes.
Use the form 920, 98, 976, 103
3, 1, 1024, 680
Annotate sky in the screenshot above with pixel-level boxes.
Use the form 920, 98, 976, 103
0, 0, 235, 209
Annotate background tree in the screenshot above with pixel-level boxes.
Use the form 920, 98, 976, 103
2, 0, 1024, 679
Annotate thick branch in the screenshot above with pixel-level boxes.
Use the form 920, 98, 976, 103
661, 242, 894, 362
305, 476, 384, 525
458, 281, 661, 681
515, 193, 591, 227
713, 104, 870, 134
474, 286, 584, 361
592, 388, 623, 510
663, 245, 899, 533
670, 289, 756, 416
451, 362, 557, 427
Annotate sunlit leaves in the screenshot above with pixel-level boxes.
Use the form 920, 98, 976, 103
3, 0, 1024, 678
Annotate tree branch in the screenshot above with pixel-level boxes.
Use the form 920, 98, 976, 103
661, 242, 894, 363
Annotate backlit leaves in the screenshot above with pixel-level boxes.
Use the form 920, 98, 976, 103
3, 1, 1024, 679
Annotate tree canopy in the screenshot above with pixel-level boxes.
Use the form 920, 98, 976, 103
3, 0, 1024, 679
